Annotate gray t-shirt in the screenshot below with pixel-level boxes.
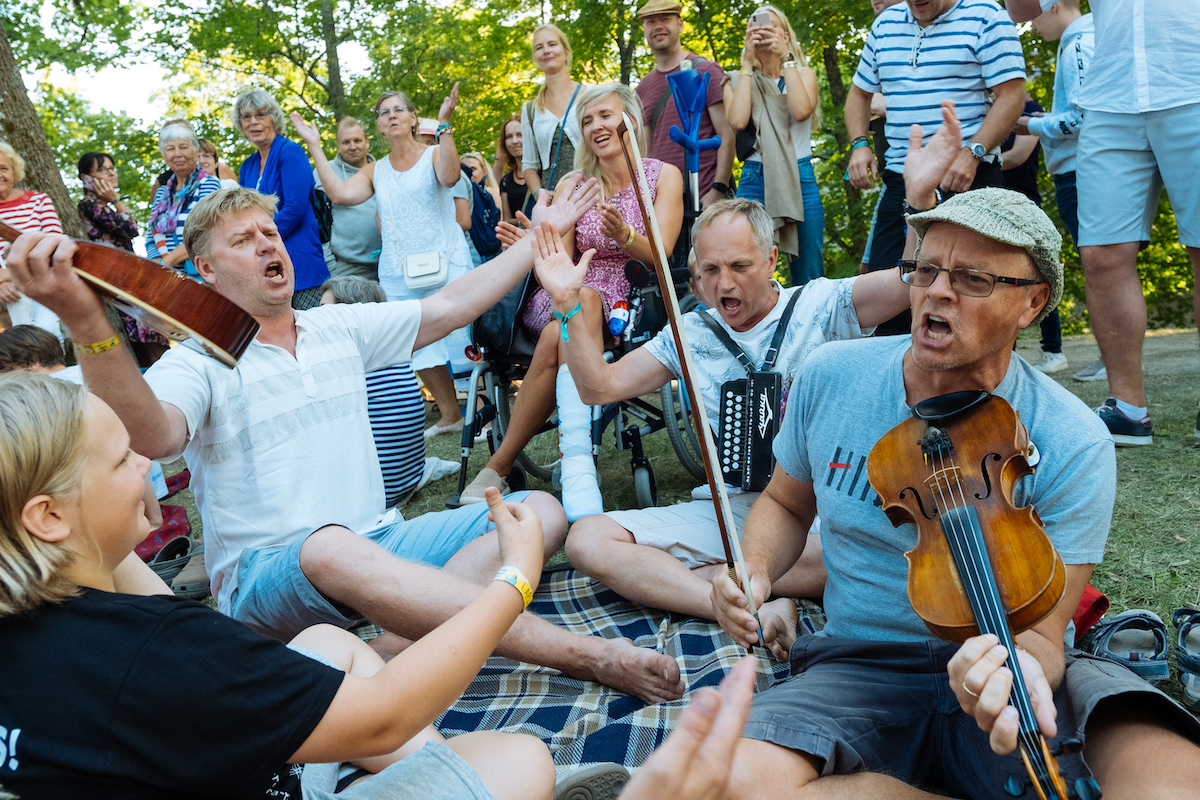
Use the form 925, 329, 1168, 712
774, 336, 1116, 642
313, 155, 381, 271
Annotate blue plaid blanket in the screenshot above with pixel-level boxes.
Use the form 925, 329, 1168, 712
436, 567, 825, 770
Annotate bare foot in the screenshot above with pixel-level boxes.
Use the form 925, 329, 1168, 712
758, 597, 799, 663
587, 637, 685, 704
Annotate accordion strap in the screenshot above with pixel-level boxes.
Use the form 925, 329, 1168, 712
696, 288, 803, 373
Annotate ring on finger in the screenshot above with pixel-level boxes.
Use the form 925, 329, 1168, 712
962, 681, 979, 699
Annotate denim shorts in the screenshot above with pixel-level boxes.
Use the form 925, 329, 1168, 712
229, 492, 531, 640
299, 741, 493, 800
744, 635, 1200, 799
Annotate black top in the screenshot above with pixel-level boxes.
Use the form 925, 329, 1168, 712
1001, 98, 1045, 207
499, 172, 528, 217
0, 589, 343, 798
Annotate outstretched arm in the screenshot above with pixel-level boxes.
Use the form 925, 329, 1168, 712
5, 233, 189, 459
414, 176, 600, 351
291, 113, 376, 206
902, 99, 964, 259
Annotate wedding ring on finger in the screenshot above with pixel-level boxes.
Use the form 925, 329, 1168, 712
962, 681, 979, 699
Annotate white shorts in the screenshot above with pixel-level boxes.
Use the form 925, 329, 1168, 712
603, 492, 760, 569
1077, 104, 1200, 247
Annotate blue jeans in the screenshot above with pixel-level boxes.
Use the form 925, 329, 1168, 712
737, 158, 825, 285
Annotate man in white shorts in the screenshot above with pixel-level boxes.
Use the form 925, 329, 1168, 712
530, 198, 912, 659
1009, 0, 1200, 445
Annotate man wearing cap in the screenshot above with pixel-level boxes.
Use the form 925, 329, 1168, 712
710, 176, 1200, 794
635, 0, 734, 210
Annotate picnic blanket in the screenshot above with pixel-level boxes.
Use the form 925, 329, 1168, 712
436, 567, 826, 770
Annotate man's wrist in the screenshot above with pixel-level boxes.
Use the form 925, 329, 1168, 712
551, 291, 582, 316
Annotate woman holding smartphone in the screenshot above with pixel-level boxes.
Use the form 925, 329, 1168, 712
723, 5, 824, 286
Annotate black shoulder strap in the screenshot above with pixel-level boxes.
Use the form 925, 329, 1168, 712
648, 55, 707, 142
696, 288, 804, 373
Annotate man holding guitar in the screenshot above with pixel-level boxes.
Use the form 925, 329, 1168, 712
4, 182, 689, 706
709, 117, 1200, 798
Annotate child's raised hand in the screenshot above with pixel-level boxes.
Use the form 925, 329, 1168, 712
485, 487, 543, 593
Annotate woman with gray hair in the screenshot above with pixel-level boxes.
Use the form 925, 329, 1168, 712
234, 88, 329, 308
0, 141, 63, 334
146, 122, 222, 278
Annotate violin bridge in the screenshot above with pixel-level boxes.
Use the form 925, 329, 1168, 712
923, 467, 962, 496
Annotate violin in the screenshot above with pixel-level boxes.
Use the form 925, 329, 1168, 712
867, 391, 1099, 800
0, 220, 258, 367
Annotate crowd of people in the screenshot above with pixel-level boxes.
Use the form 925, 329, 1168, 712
0, 0, 1198, 797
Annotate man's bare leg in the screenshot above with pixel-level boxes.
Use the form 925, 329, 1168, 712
1081, 242, 1147, 406
440, 491, 567, 582
299, 526, 685, 704
1082, 696, 1200, 798
726, 739, 950, 800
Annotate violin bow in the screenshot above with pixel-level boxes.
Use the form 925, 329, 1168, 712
616, 114, 765, 638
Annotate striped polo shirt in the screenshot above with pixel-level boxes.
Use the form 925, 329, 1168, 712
0, 191, 62, 265
853, 0, 1026, 172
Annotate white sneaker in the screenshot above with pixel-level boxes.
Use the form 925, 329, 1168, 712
1032, 351, 1068, 374
423, 418, 464, 439
1072, 359, 1107, 382
459, 467, 510, 504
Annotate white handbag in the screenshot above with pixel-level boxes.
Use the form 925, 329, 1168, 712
403, 251, 449, 291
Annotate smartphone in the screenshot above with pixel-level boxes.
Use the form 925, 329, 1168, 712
751, 10, 771, 28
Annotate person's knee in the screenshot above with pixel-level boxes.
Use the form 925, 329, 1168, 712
726, 737, 820, 800
298, 525, 359, 584
519, 490, 568, 553
449, 731, 554, 800
564, 516, 632, 574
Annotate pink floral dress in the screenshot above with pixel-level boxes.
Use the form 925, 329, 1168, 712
523, 158, 664, 336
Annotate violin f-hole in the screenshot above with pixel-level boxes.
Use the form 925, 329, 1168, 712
898, 486, 937, 520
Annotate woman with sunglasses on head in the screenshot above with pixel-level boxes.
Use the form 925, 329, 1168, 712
292, 85, 472, 438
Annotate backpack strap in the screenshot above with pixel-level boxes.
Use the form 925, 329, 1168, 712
695, 287, 804, 373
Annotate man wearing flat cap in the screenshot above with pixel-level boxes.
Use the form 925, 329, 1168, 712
635, 0, 733, 210
709, 176, 1200, 795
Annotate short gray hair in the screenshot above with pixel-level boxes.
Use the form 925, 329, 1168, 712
320, 275, 387, 304
233, 89, 287, 139
691, 198, 774, 260
0, 141, 26, 183
183, 187, 279, 262
158, 123, 198, 153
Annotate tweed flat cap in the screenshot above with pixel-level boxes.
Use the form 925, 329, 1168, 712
638, 0, 683, 18
907, 187, 1064, 326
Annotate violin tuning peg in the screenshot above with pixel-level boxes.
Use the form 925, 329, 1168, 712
1004, 774, 1029, 797
1071, 777, 1102, 800
1050, 737, 1084, 757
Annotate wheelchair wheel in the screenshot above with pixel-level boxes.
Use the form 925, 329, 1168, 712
632, 461, 657, 508
494, 378, 560, 483
660, 380, 705, 481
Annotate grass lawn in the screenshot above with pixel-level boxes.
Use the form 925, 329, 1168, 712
166, 328, 1199, 706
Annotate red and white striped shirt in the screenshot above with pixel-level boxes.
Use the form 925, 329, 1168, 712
0, 191, 63, 266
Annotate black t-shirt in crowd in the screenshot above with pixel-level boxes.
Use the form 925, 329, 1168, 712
499, 172, 528, 217
1001, 98, 1045, 206
0, 589, 344, 799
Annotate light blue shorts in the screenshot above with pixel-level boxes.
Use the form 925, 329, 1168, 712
1077, 104, 1200, 247
230, 492, 531, 640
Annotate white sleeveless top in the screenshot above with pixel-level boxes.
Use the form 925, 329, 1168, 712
374, 146, 472, 302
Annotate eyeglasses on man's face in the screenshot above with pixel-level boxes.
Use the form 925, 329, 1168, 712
899, 259, 1045, 298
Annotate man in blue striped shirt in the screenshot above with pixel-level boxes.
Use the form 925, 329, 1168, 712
846, 0, 1026, 334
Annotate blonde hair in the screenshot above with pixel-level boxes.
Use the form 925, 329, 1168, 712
462, 152, 499, 193
0, 374, 88, 617
531, 24, 573, 112
183, 186, 280, 261
572, 83, 648, 195
744, 6, 821, 128
0, 141, 28, 183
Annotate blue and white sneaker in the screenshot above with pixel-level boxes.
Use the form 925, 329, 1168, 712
1094, 399, 1153, 446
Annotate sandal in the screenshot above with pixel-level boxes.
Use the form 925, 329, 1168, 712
1086, 609, 1170, 683
1172, 608, 1200, 710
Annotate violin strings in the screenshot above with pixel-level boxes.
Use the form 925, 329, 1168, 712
927, 437, 1050, 780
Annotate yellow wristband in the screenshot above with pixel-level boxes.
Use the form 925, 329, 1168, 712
495, 565, 533, 608
74, 333, 121, 355
622, 225, 636, 247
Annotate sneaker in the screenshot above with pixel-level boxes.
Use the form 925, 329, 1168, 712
422, 418, 464, 439
1094, 398, 1153, 446
554, 763, 630, 800
459, 467, 510, 504
1072, 358, 1107, 382
1032, 350, 1068, 374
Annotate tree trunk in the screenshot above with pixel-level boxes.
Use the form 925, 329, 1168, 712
0, 23, 84, 238
320, 0, 346, 118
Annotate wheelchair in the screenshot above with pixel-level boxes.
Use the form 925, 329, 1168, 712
445, 258, 705, 510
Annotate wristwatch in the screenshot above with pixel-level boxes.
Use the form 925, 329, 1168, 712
965, 141, 987, 160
